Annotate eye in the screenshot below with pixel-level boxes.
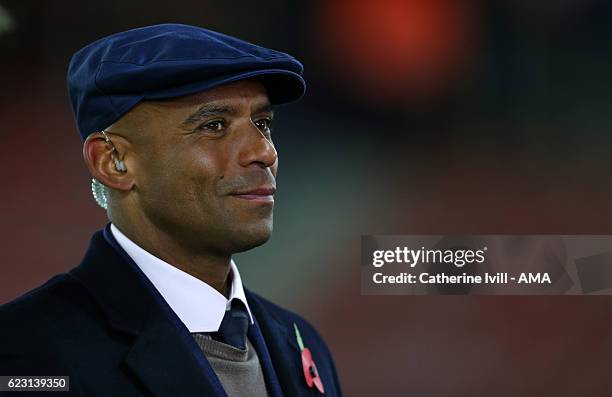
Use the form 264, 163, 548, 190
198, 120, 226, 132
254, 117, 273, 135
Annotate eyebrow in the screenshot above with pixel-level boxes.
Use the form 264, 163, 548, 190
180, 102, 274, 128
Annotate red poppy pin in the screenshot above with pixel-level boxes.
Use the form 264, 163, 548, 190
294, 323, 325, 394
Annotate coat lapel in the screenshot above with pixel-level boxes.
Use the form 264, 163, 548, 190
245, 290, 311, 397
123, 307, 226, 397
69, 226, 226, 397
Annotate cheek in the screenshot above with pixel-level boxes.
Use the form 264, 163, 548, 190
136, 147, 209, 202
176, 146, 228, 201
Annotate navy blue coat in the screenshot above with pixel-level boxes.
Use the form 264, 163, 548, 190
0, 226, 343, 396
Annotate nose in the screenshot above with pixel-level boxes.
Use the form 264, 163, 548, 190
237, 120, 277, 168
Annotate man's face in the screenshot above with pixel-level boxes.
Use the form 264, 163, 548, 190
124, 80, 278, 254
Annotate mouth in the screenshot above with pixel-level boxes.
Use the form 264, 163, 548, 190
230, 186, 276, 203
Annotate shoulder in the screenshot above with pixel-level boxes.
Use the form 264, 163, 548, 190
0, 274, 98, 388
246, 289, 314, 328
246, 290, 344, 396
1, 272, 100, 355
245, 289, 335, 359
1, 273, 92, 327
2, 273, 76, 322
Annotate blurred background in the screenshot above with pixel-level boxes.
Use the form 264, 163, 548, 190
2, 0, 612, 395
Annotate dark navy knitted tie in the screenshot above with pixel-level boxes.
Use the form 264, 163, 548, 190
211, 300, 250, 350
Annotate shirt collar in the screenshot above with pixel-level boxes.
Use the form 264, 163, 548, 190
110, 223, 254, 333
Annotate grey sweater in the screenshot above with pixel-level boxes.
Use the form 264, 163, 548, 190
192, 333, 271, 397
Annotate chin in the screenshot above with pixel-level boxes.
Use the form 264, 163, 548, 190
228, 221, 273, 253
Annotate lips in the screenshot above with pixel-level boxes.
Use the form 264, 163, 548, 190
231, 186, 276, 202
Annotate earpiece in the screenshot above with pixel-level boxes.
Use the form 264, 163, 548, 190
114, 159, 127, 172
101, 130, 127, 173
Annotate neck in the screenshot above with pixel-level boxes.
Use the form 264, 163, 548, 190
111, 218, 232, 296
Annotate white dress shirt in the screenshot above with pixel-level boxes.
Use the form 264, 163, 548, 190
110, 224, 254, 333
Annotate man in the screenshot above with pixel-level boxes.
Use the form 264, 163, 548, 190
0, 24, 342, 396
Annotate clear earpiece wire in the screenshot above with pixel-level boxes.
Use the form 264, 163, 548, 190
91, 178, 108, 210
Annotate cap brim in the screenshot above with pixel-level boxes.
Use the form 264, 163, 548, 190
143, 69, 306, 106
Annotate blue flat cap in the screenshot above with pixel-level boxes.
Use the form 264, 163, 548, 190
67, 23, 306, 139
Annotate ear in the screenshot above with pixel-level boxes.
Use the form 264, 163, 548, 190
83, 132, 134, 192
